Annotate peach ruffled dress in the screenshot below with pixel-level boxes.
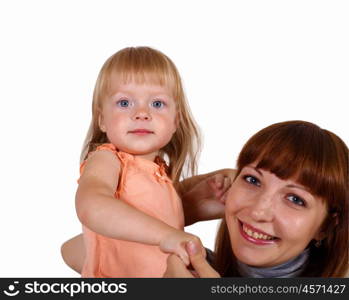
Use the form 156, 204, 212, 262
80, 144, 185, 277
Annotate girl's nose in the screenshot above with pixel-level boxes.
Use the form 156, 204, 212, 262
250, 194, 274, 222
132, 107, 151, 121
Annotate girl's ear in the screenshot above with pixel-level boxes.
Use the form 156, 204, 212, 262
98, 111, 106, 132
174, 113, 180, 131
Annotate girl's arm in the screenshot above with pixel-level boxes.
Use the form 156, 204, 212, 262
76, 150, 200, 264
62, 167, 235, 273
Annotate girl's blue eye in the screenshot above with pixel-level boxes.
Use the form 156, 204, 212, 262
151, 100, 164, 109
117, 99, 130, 107
287, 195, 306, 207
244, 175, 261, 186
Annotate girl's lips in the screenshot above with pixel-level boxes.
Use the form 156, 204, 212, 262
238, 220, 279, 245
128, 129, 154, 135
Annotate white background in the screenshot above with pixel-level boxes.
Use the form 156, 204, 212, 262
0, 0, 348, 277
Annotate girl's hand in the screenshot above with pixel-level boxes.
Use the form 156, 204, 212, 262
159, 230, 204, 266
163, 241, 220, 278
182, 173, 232, 225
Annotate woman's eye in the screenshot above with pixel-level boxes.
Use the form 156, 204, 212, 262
244, 175, 261, 186
117, 99, 130, 107
151, 100, 165, 109
287, 194, 306, 207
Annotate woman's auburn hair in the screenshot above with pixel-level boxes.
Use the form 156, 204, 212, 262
215, 120, 348, 277
81, 46, 201, 184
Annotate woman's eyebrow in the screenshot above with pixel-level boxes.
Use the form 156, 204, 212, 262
253, 167, 263, 176
244, 166, 263, 176
286, 184, 309, 192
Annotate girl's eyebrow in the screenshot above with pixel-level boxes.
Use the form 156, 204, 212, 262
111, 91, 130, 98
152, 94, 170, 98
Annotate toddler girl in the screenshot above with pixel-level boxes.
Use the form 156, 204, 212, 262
74, 46, 219, 277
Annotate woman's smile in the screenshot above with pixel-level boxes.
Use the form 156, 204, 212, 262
238, 220, 279, 245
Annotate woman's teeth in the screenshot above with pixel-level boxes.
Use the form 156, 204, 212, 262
243, 224, 274, 240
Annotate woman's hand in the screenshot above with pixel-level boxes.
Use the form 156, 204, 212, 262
159, 230, 205, 266
163, 241, 220, 278
207, 173, 232, 202
163, 254, 195, 277
182, 172, 232, 225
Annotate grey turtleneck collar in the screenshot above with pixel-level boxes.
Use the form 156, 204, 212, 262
237, 248, 310, 278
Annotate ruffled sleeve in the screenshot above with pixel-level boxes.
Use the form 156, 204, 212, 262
95, 143, 117, 154
78, 143, 119, 181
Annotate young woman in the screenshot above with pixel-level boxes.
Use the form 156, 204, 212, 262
165, 120, 348, 277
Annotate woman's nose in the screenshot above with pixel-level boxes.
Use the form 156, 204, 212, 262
250, 193, 275, 222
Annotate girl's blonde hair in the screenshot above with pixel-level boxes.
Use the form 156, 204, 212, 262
81, 46, 201, 184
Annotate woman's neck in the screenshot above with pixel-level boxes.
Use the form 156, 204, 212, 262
236, 249, 310, 278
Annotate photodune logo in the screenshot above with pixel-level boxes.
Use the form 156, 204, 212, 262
3, 281, 20, 297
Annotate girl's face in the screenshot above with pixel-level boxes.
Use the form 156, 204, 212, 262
99, 79, 177, 161
225, 164, 328, 267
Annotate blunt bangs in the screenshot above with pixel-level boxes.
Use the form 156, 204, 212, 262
100, 47, 178, 99
237, 121, 348, 212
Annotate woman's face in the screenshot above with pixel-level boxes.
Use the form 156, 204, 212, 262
225, 164, 328, 267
